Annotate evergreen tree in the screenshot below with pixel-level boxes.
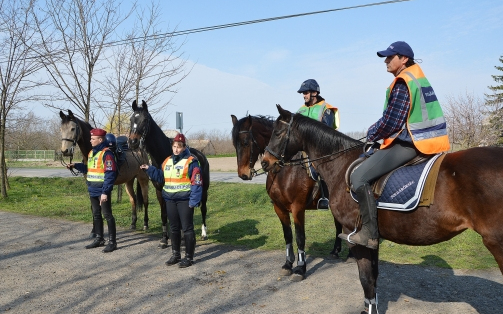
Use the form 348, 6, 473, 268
485, 55, 503, 145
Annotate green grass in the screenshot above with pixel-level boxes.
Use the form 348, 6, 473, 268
206, 153, 236, 158
0, 177, 498, 270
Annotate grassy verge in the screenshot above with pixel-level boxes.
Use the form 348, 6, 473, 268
1, 177, 498, 270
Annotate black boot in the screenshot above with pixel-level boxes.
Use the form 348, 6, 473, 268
179, 231, 195, 268
339, 184, 379, 249
86, 217, 104, 249
103, 217, 117, 253
165, 231, 181, 266
317, 179, 330, 211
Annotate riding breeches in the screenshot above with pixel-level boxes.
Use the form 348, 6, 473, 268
350, 140, 420, 191
165, 199, 195, 234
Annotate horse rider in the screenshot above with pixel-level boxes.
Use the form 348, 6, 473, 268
67, 128, 119, 253
296, 79, 340, 209
140, 133, 203, 268
339, 41, 450, 249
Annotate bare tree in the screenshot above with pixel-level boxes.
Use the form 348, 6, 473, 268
6, 112, 59, 150
443, 92, 493, 150
31, 0, 135, 122
0, 0, 46, 197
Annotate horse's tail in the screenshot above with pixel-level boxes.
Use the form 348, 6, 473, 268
136, 178, 144, 212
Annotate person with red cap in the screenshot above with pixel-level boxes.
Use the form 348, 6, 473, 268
67, 128, 118, 253
339, 41, 450, 254
140, 133, 202, 268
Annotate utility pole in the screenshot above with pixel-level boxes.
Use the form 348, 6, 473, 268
176, 112, 183, 134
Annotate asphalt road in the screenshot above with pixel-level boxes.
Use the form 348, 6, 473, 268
8, 168, 267, 184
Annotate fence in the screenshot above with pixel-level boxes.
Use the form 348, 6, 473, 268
5, 150, 83, 161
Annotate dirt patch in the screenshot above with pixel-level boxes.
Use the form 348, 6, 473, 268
1, 211, 502, 313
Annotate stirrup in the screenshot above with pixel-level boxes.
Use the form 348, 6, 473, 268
317, 197, 330, 211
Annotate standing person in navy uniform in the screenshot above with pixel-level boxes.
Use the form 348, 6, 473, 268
67, 128, 118, 253
140, 133, 202, 268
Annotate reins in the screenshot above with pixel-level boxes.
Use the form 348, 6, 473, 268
60, 119, 82, 176
238, 129, 267, 177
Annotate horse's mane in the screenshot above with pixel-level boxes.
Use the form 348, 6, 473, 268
231, 115, 275, 146
293, 113, 362, 154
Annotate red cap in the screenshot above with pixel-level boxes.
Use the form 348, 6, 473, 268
173, 133, 186, 144
90, 128, 107, 136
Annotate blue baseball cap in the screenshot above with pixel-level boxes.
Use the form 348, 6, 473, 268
377, 41, 414, 59
297, 79, 320, 93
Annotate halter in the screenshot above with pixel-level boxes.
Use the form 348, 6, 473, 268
264, 115, 294, 167
238, 128, 265, 178
129, 112, 151, 150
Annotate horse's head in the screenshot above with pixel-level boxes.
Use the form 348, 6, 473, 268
128, 100, 151, 150
231, 114, 259, 180
59, 110, 80, 157
262, 105, 302, 172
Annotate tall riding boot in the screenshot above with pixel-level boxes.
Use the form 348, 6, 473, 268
103, 218, 117, 253
338, 183, 379, 249
86, 217, 104, 249
165, 231, 181, 266
179, 231, 196, 268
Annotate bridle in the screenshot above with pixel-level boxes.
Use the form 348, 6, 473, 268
129, 112, 151, 150
238, 127, 265, 177
60, 119, 81, 176
264, 115, 294, 167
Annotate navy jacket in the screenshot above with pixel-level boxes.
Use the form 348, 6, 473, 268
146, 147, 203, 208
74, 141, 117, 197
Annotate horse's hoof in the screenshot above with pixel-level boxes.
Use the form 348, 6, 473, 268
158, 242, 168, 249
279, 268, 293, 276
289, 273, 305, 282
200, 235, 208, 241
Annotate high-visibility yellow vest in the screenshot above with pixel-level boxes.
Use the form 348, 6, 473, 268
161, 155, 195, 198
297, 100, 340, 129
381, 64, 450, 154
87, 148, 110, 183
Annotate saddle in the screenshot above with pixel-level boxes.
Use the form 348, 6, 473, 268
114, 136, 129, 168
345, 153, 446, 210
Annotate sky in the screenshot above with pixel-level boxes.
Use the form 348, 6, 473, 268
37, 0, 503, 135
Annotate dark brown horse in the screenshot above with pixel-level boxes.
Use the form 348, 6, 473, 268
128, 100, 210, 247
59, 110, 152, 231
262, 105, 503, 313
231, 114, 352, 282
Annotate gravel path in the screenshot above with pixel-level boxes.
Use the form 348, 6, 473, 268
1, 211, 502, 314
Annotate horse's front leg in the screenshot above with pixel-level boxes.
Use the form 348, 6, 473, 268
291, 207, 306, 282
156, 189, 169, 249
199, 189, 208, 240
332, 218, 356, 261
273, 203, 294, 276
352, 245, 379, 314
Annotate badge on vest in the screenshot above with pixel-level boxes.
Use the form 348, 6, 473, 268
105, 159, 113, 171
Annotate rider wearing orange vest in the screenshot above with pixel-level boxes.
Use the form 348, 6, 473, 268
68, 128, 118, 253
140, 133, 202, 268
340, 41, 450, 251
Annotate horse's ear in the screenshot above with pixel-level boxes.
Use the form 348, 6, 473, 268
141, 100, 148, 112
68, 110, 74, 119
276, 104, 291, 120
231, 115, 238, 126
132, 100, 138, 111
246, 115, 253, 129
59, 110, 66, 120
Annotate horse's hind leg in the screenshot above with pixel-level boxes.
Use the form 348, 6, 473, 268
274, 203, 294, 277
352, 245, 379, 314
481, 232, 503, 275
124, 180, 137, 230
199, 187, 208, 240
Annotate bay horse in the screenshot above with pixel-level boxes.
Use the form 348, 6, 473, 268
128, 100, 210, 248
231, 114, 352, 282
262, 105, 503, 313
59, 110, 152, 231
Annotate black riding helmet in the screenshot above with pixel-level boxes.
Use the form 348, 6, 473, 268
105, 133, 117, 150
297, 79, 320, 94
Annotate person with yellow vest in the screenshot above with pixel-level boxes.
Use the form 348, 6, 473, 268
67, 128, 118, 252
339, 41, 450, 250
297, 79, 340, 210
140, 133, 203, 268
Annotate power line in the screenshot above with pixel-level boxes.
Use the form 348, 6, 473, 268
104, 0, 411, 48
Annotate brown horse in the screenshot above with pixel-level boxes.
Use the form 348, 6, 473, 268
262, 105, 503, 313
231, 114, 352, 282
128, 100, 211, 247
59, 110, 152, 231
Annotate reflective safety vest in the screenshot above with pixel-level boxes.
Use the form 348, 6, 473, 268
297, 100, 340, 130
381, 64, 450, 154
161, 155, 195, 199
87, 148, 110, 184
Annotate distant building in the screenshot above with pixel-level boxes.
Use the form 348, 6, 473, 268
164, 129, 216, 155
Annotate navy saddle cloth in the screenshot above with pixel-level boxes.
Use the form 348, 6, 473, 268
350, 154, 441, 211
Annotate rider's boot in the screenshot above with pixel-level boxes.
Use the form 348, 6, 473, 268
339, 183, 379, 250
179, 231, 195, 268
86, 217, 104, 249
103, 217, 117, 253
165, 231, 181, 266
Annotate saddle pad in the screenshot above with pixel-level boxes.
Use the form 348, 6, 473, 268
351, 154, 442, 211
